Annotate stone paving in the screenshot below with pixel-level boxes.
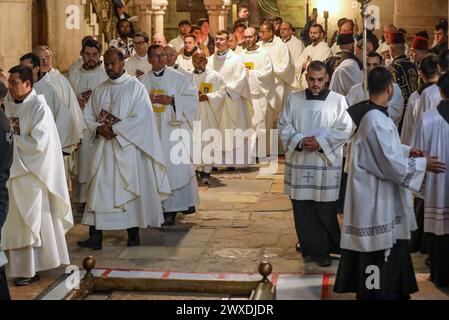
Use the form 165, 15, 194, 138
9, 162, 449, 300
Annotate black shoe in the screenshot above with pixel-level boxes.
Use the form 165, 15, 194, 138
127, 227, 140, 247
14, 274, 40, 286
181, 206, 196, 215
295, 242, 301, 253
77, 228, 103, 250
316, 255, 332, 267
162, 212, 176, 226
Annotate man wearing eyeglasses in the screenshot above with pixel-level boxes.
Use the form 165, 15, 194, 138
140, 45, 199, 226
125, 32, 152, 78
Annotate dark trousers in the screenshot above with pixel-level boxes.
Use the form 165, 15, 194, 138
0, 266, 10, 300
410, 198, 427, 253
291, 200, 341, 258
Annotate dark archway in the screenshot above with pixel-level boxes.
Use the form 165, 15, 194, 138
32, 0, 48, 48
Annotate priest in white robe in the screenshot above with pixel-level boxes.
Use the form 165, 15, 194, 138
297, 24, 332, 90
280, 22, 305, 82
334, 67, 445, 300
140, 44, 199, 226
258, 21, 296, 116
208, 30, 253, 168
69, 40, 108, 208
19, 53, 78, 151
33, 46, 86, 153
79, 49, 171, 250
413, 73, 449, 287
176, 34, 200, 73
346, 52, 404, 125
188, 51, 227, 184
1, 65, 73, 286
329, 33, 364, 96
125, 32, 152, 78
241, 27, 277, 160
279, 61, 354, 267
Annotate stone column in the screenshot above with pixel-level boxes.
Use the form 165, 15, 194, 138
135, 0, 167, 37
204, 0, 231, 34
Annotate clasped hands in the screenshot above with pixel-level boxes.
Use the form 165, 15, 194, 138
299, 137, 321, 152
97, 125, 117, 140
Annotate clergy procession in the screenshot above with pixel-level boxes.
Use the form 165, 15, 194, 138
1, 3, 449, 301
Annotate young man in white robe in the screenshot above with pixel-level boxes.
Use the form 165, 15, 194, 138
33, 46, 86, 154
125, 32, 152, 78
176, 34, 200, 73
329, 33, 364, 96
140, 45, 199, 226
258, 21, 296, 117
79, 49, 171, 250
208, 30, 253, 169
334, 66, 445, 300
69, 39, 108, 211
241, 27, 277, 161
346, 52, 404, 125
413, 73, 449, 287
297, 24, 332, 90
2, 65, 73, 286
188, 51, 227, 185
279, 61, 354, 267
169, 20, 192, 53
19, 53, 78, 151
280, 22, 305, 82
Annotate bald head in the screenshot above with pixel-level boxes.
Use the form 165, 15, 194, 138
164, 45, 178, 67
280, 22, 294, 40
33, 45, 53, 72
244, 27, 258, 49
384, 24, 397, 44
192, 51, 207, 73
152, 33, 166, 46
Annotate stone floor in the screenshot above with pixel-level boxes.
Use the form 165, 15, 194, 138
8, 162, 449, 300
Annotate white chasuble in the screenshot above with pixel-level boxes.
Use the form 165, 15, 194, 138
83, 73, 170, 229
2, 90, 73, 278
140, 68, 200, 212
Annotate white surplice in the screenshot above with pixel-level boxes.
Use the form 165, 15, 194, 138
346, 82, 404, 126
329, 57, 364, 96
176, 53, 195, 73
33, 74, 78, 150
401, 90, 423, 145
69, 64, 108, 203
82, 73, 171, 229
258, 36, 296, 115
283, 36, 305, 80
125, 54, 152, 78
140, 68, 200, 213
279, 90, 354, 202
240, 46, 277, 158
208, 49, 252, 166
341, 107, 426, 252
297, 41, 332, 90
413, 105, 449, 235
1, 90, 73, 278
413, 84, 443, 129
47, 68, 87, 151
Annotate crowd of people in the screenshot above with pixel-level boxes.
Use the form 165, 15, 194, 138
0, 5, 448, 300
